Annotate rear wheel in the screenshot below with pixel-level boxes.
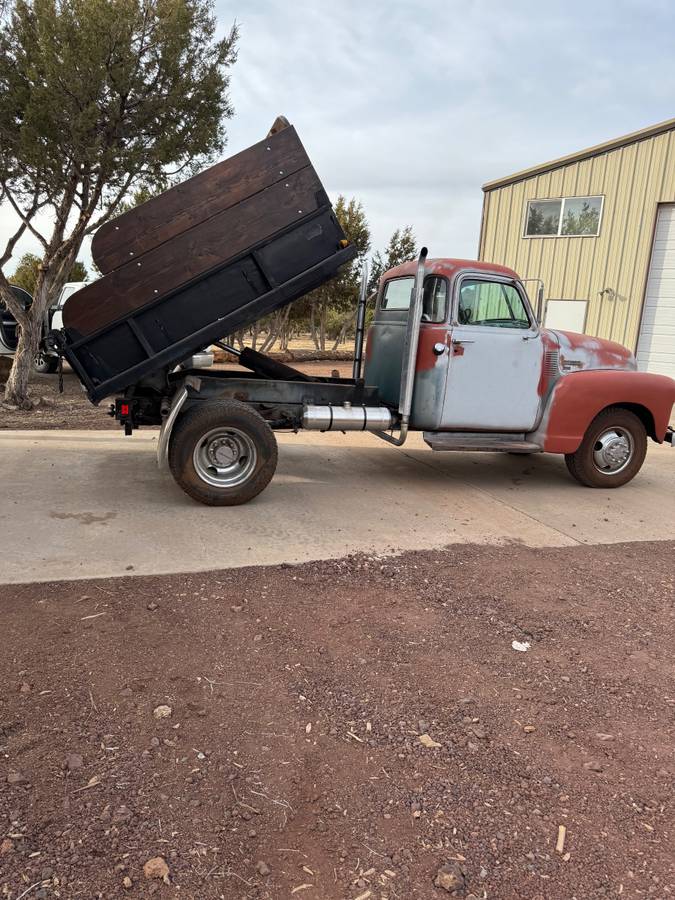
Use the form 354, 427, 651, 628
564, 407, 647, 488
168, 399, 278, 506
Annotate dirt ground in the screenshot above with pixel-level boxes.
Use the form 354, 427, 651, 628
1, 541, 673, 899
0, 362, 353, 431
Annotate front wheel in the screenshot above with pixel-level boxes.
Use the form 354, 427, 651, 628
564, 407, 647, 488
168, 399, 278, 506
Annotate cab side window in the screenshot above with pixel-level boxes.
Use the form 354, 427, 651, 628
458, 279, 530, 329
422, 277, 447, 323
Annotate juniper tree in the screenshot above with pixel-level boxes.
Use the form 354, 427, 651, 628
0, 0, 237, 406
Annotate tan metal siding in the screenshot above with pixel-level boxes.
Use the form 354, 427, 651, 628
480, 126, 675, 350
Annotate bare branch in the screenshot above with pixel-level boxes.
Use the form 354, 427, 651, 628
1, 186, 49, 251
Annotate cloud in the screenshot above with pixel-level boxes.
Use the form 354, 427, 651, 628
2, 0, 674, 276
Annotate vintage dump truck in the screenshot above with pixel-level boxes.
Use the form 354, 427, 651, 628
52, 118, 675, 505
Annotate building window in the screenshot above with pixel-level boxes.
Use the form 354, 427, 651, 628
524, 195, 603, 237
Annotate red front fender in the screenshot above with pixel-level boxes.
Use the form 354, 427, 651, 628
534, 370, 675, 454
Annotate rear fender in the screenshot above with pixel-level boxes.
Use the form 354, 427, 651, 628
528, 370, 675, 453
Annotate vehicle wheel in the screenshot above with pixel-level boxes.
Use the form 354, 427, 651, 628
33, 350, 58, 374
168, 399, 278, 506
564, 407, 647, 488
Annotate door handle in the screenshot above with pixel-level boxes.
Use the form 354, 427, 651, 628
452, 338, 475, 345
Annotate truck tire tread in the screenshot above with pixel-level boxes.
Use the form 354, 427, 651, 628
564, 406, 647, 488
168, 399, 278, 506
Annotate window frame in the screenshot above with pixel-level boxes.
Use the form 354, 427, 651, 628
522, 194, 605, 239
379, 275, 415, 312
378, 274, 450, 323
452, 272, 537, 333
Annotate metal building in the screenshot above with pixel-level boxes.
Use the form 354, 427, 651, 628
478, 118, 675, 378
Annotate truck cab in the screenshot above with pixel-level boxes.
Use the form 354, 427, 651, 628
365, 257, 675, 487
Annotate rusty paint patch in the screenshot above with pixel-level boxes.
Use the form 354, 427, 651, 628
415, 325, 448, 372
364, 325, 374, 362
539, 370, 675, 453
383, 257, 519, 284
553, 330, 636, 372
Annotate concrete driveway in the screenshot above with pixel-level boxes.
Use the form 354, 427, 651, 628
1, 428, 673, 584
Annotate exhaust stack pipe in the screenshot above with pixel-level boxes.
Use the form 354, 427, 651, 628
302, 403, 392, 432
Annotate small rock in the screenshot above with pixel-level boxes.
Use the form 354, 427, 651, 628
143, 856, 170, 884
19, 681, 31, 693
120, 687, 133, 697
7, 772, 27, 785
231, 605, 243, 612
153, 704, 172, 719
122, 876, 133, 889
0, 838, 15, 856
434, 861, 466, 893
419, 733, 441, 749
255, 860, 271, 876
469, 724, 487, 741
583, 760, 603, 772
112, 805, 133, 824
147, 601, 159, 611
595, 732, 614, 741
66, 753, 83, 771
523, 725, 536, 734
150, 737, 160, 748
253, 633, 263, 643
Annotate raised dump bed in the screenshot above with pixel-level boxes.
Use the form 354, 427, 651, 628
59, 118, 356, 403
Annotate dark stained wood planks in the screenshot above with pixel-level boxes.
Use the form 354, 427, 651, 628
91, 125, 310, 274
64, 165, 325, 337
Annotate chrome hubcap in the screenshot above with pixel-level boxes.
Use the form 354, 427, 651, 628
592, 427, 633, 475
193, 427, 257, 488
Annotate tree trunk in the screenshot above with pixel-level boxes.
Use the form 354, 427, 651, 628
309, 303, 319, 350
319, 304, 327, 351
331, 321, 347, 352
3, 251, 78, 407
4, 315, 41, 408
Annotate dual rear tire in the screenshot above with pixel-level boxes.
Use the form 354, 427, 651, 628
168, 400, 278, 506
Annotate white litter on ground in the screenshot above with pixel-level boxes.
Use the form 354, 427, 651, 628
512, 640, 531, 652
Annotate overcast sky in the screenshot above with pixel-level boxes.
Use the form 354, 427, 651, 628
2, 0, 675, 275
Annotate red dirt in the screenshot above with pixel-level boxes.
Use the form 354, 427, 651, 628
1, 541, 673, 899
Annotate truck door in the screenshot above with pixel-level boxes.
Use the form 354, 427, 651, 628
440, 274, 544, 431
364, 274, 450, 430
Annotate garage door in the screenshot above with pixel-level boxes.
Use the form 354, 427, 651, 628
637, 204, 675, 378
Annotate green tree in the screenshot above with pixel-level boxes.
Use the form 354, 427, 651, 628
0, 0, 237, 407
10, 252, 88, 295
301, 196, 371, 350
561, 201, 600, 236
368, 226, 417, 294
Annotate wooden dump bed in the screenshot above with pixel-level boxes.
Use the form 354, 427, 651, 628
60, 120, 355, 403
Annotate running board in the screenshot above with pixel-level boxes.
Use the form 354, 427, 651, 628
423, 432, 541, 453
